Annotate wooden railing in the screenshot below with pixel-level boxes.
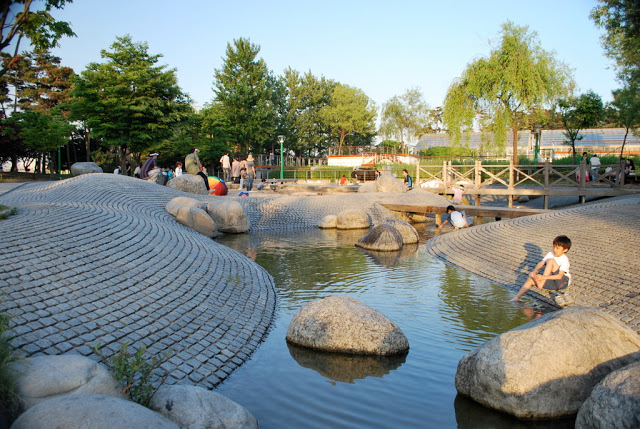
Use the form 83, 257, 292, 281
416, 160, 633, 208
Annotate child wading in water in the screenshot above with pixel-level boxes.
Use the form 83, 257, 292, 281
510, 235, 572, 304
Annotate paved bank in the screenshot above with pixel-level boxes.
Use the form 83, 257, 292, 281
427, 193, 640, 333
0, 174, 449, 387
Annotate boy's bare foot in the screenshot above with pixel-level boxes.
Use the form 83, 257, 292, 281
509, 297, 519, 302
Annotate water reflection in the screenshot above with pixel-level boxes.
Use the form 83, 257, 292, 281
287, 343, 407, 384
214, 229, 558, 429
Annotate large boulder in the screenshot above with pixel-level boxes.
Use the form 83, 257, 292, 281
576, 360, 640, 429
149, 385, 258, 429
70, 162, 103, 176
355, 224, 403, 251
318, 214, 337, 229
167, 174, 207, 195
336, 209, 370, 229
176, 206, 217, 238
11, 394, 178, 429
286, 295, 409, 355
10, 355, 127, 411
375, 174, 406, 193
455, 307, 640, 419
165, 196, 204, 217
206, 201, 250, 233
383, 219, 419, 244
357, 181, 377, 193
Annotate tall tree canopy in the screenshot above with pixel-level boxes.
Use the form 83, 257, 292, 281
443, 21, 573, 163
591, 0, 640, 84
213, 38, 278, 155
0, 0, 75, 77
557, 91, 604, 162
608, 84, 640, 157
379, 88, 432, 147
321, 83, 376, 153
280, 68, 335, 156
70, 35, 191, 170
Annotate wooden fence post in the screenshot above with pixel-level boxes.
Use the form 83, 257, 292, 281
442, 161, 448, 189
474, 160, 481, 207
508, 160, 514, 208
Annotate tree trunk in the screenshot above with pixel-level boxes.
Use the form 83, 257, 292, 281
10, 155, 17, 172
85, 129, 91, 162
620, 127, 629, 159
512, 127, 519, 164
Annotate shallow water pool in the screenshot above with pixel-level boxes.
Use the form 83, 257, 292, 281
215, 228, 571, 428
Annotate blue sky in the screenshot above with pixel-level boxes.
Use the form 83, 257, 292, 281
49, 0, 618, 111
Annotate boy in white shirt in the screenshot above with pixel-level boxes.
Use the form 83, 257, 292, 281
510, 235, 572, 302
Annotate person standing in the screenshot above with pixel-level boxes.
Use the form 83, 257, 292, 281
231, 156, 240, 184
246, 154, 256, 191
589, 153, 601, 181
220, 152, 231, 183
185, 148, 210, 191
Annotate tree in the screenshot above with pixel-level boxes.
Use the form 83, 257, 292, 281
0, 0, 75, 78
321, 83, 376, 154
608, 84, 640, 157
280, 68, 335, 157
6, 107, 73, 173
16, 50, 75, 113
70, 35, 191, 172
591, 0, 640, 84
557, 91, 604, 162
379, 88, 432, 148
443, 21, 573, 163
213, 38, 278, 155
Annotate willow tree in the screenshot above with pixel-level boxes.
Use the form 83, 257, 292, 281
443, 21, 573, 163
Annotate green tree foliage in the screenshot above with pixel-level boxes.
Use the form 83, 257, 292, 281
280, 68, 335, 157
70, 35, 191, 172
443, 21, 573, 163
557, 91, 604, 162
591, 0, 640, 84
15, 50, 75, 113
213, 38, 277, 155
379, 88, 432, 146
0, 0, 75, 78
321, 83, 376, 154
608, 84, 640, 157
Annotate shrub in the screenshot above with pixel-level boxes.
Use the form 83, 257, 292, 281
0, 310, 22, 421
92, 341, 172, 407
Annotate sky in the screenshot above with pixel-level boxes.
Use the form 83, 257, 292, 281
46, 0, 618, 112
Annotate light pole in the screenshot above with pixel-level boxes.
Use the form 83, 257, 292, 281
278, 135, 285, 179
533, 125, 542, 163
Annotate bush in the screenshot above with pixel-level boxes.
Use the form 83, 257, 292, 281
0, 310, 22, 422
92, 341, 172, 407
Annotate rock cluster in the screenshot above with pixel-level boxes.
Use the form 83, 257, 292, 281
70, 162, 103, 176
9, 355, 258, 429
336, 209, 370, 229
456, 307, 640, 420
286, 295, 409, 355
165, 196, 250, 237
355, 224, 403, 251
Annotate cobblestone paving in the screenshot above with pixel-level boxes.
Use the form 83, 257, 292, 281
0, 173, 449, 387
427, 193, 640, 333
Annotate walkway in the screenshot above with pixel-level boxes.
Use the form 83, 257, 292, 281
427, 193, 640, 333
0, 173, 449, 387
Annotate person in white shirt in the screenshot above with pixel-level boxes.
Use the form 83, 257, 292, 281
589, 154, 601, 181
511, 235, 572, 302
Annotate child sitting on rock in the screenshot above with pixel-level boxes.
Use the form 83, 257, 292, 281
510, 235, 572, 305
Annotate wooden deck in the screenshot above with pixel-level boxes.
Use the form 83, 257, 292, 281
380, 203, 549, 225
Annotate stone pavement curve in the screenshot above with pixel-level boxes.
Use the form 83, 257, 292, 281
427, 193, 640, 333
0, 173, 449, 388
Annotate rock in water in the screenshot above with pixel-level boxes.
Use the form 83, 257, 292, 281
455, 307, 640, 419
355, 224, 403, 251
576, 360, 640, 429
286, 295, 409, 355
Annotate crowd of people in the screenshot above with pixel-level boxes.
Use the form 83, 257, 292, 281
115, 149, 263, 192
